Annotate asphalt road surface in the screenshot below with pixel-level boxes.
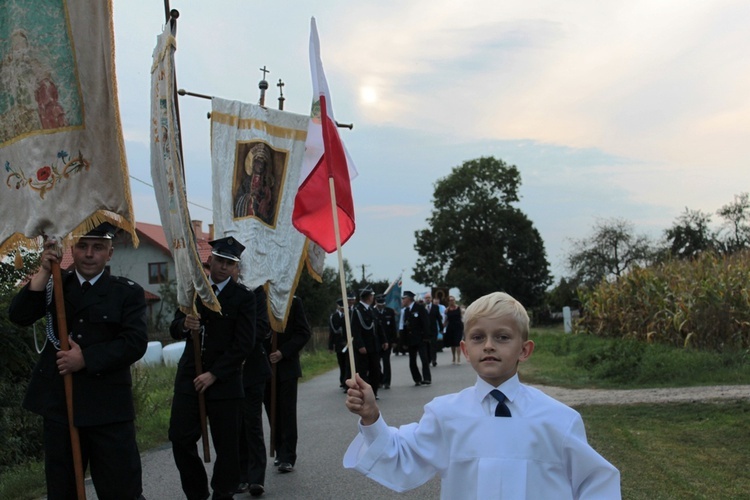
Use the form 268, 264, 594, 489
85, 349, 474, 499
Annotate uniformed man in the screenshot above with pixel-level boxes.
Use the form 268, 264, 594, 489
264, 295, 311, 473
351, 287, 387, 399
400, 291, 431, 386
169, 237, 256, 500
373, 294, 397, 389
237, 285, 271, 498
8, 222, 148, 499
328, 298, 349, 391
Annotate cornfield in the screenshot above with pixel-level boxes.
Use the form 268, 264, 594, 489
577, 250, 750, 351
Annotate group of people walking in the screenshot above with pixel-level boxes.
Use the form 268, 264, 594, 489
329, 288, 464, 394
8, 225, 310, 499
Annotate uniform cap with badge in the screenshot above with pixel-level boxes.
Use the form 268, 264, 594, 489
209, 237, 245, 261
78, 222, 118, 240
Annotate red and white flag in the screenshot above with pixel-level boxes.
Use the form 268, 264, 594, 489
292, 17, 357, 253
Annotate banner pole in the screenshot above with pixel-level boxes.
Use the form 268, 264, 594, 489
51, 260, 86, 500
328, 178, 357, 376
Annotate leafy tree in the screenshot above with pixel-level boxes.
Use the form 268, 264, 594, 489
664, 208, 716, 259
567, 218, 654, 286
1, 249, 44, 469
716, 192, 750, 253
413, 156, 552, 306
546, 276, 582, 311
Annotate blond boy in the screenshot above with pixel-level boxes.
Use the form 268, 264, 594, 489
344, 292, 620, 499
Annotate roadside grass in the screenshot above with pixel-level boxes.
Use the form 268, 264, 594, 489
522, 326, 750, 389
581, 400, 750, 499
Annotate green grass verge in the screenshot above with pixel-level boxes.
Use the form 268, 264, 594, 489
522, 326, 750, 389
581, 401, 750, 499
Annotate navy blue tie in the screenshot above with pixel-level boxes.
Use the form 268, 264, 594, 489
81, 281, 91, 293
491, 389, 511, 417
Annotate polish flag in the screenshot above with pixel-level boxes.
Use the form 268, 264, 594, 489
292, 17, 357, 253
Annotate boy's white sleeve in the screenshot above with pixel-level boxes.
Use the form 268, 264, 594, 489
343, 405, 445, 493
565, 415, 622, 499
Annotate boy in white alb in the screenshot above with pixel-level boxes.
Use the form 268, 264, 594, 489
344, 292, 621, 499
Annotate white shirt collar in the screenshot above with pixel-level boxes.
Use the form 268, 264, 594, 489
210, 276, 232, 293
474, 373, 521, 405
75, 270, 104, 286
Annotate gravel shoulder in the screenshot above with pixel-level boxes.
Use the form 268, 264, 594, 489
533, 383, 750, 406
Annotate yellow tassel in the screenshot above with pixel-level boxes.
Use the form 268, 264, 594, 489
14, 251, 23, 269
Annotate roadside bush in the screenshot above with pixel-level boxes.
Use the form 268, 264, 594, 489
577, 250, 750, 351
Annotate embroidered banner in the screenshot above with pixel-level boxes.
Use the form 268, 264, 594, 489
211, 98, 324, 330
150, 22, 218, 314
0, 0, 137, 255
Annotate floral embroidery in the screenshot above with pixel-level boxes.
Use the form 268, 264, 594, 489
5, 150, 90, 199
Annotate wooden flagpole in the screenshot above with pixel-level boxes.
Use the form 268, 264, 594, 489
51, 259, 86, 500
328, 178, 357, 377
190, 324, 211, 462
164, 1, 210, 462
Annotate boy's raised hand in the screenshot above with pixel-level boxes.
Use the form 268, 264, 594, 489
345, 373, 380, 426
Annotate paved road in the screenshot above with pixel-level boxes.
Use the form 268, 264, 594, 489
85, 349, 475, 499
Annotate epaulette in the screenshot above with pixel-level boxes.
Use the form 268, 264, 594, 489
112, 275, 138, 287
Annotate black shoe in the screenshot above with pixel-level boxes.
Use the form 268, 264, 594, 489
383, 384, 390, 389
235, 482, 249, 494
278, 462, 294, 473
273, 458, 280, 467
432, 361, 437, 367
423, 380, 431, 385
414, 381, 422, 386
249, 484, 265, 497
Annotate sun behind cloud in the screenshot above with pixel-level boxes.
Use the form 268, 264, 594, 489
360, 85, 378, 105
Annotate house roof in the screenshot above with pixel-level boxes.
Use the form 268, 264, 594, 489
134, 221, 213, 264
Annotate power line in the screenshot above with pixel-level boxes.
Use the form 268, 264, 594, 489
129, 175, 213, 213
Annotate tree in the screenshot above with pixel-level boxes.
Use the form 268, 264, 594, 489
1, 249, 45, 469
413, 156, 552, 306
664, 208, 716, 259
716, 192, 750, 253
567, 218, 654, 286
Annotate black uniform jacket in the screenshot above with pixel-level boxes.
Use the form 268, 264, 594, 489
328, 310, 346, 352
8, 271, 148, 427
402, 302, 429, 347
375, 306, 398, 344
426, 304, 444, 339
243, 285, 271, 388
170, 278, 256, 400
351, 302, 384, 353
265, 296, 311, 382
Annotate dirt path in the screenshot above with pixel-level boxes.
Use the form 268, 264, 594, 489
531, 384, 750, 406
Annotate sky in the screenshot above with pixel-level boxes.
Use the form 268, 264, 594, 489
112, 0, 750, 298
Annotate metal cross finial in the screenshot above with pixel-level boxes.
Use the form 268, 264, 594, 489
277, 79, 286, 111
260, 66, 270, 80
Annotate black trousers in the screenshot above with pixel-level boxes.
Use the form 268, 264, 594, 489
408, 342, 431, 383
335, 349, 350, 387
169, 393, 242, 500
355, 348, 382, 396
239, 382, 267, 486
43, 418, 143, 500
380, 345, 393, 386
264, 377, 299, 466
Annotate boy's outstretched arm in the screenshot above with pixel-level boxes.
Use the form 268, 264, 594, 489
345, 373, 380, 426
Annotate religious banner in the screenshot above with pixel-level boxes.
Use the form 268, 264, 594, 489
0, 0, 137, 256
150, 22, 218, 313
211, 98, 324, 330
